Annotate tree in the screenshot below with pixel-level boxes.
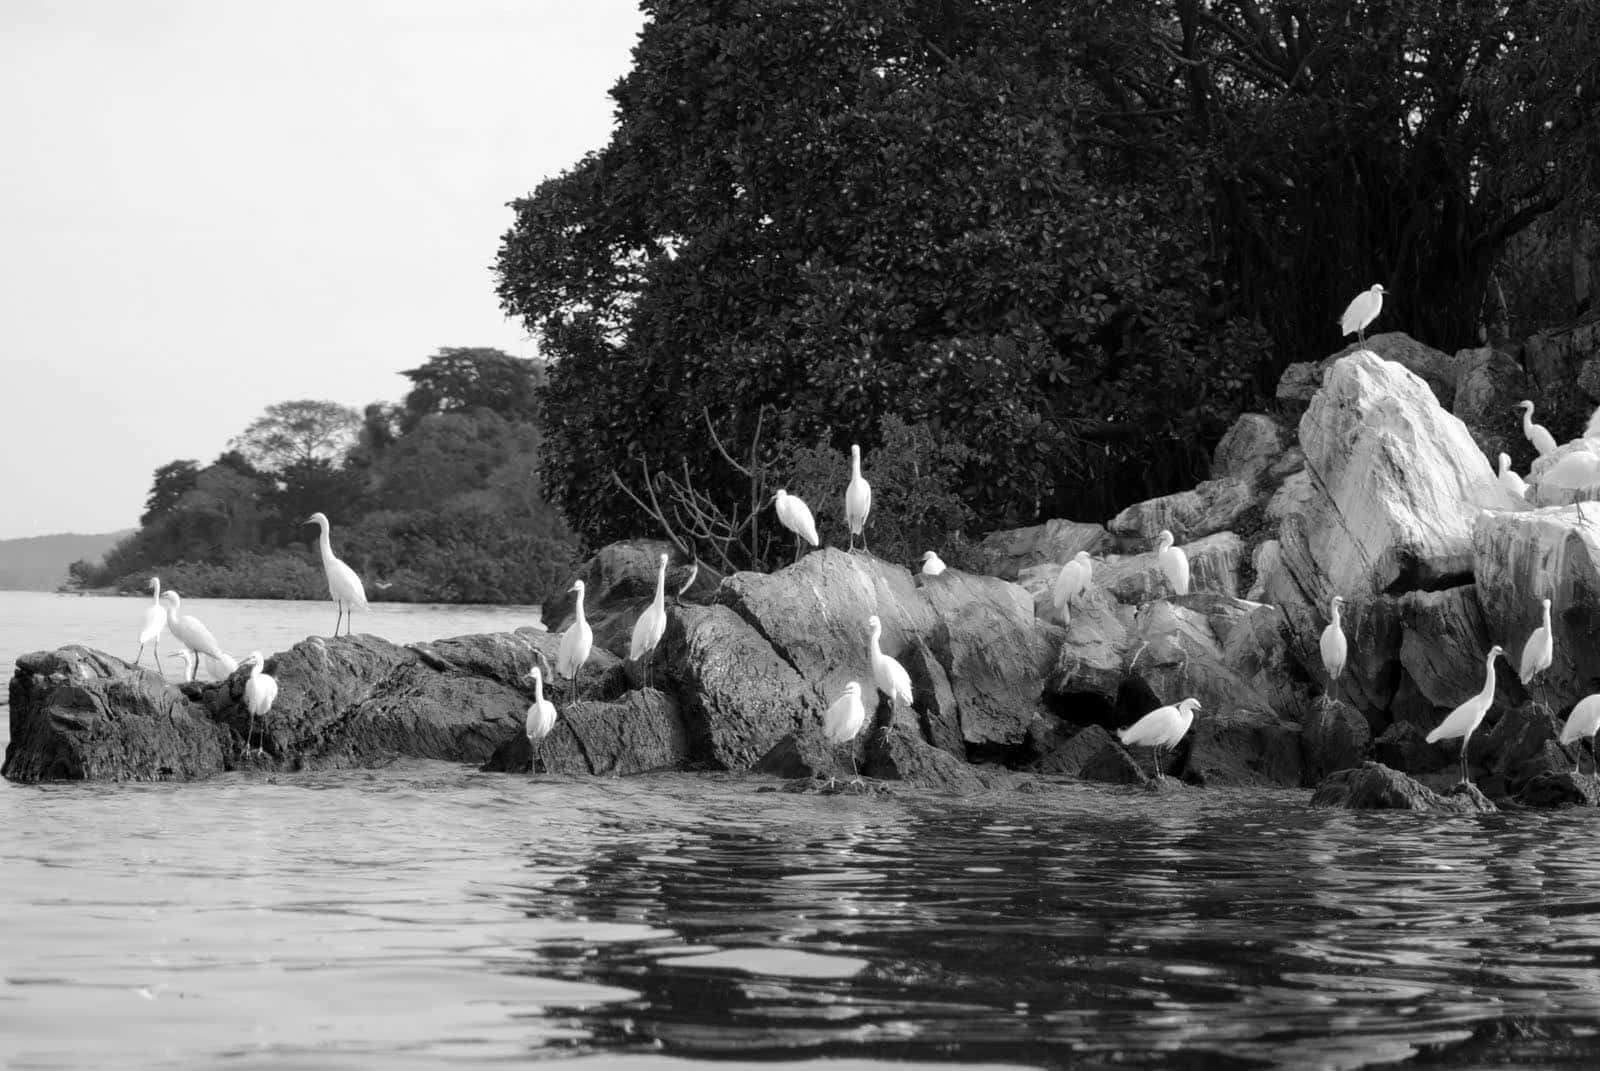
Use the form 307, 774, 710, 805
399, 348, 547, 432
230, 400, 362, 472
141, 460, 201, 526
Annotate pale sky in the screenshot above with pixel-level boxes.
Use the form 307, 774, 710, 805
0, 0, 646, 539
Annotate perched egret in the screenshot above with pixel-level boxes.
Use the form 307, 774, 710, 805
1497, 453, 1528, 499
161, 591, 230, 682
920, 550, 947, 577
524, 666, 558, 772
242, 651, 278, 754
1516, 400, 1558, 458
1053, 551, 1094, 621
823, 681, 867, 782
1542, 445, 1600, 492
557, 579, 594, 694
772, 489, 820, 563
844, 444, 873, 553
1339, 284, 1387, 345
866, 614, 913, 706
1426, 644, 1505, 787
135, 577, 166, 672
1320, 595, 1347, 701
1118, 697, 1201, 777
1560, 695, 1600, 774
630, 553, 669, 685
304, 512, 369, 637
1519, 597, 1555, 717
1587, 405, 1600, 441
1155, 530, 1190, 597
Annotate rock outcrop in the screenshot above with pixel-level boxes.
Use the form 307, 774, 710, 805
1310, 761, 1496, 812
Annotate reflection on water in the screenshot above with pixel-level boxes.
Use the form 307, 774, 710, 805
6, 769, 1600, 1068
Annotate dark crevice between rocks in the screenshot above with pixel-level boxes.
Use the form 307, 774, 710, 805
1042, 688, 1118, 733
1381, 568, 1476, 597
713, 600, 811, 688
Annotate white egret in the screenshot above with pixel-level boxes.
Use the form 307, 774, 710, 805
524, 665, 558, 773
1587, 405, 1600, 441
673, 559, 700, 604
1339, 283, 1387, 345
1560, 695, 1600, 774
866, 614, 913, 706
629, 553, 669, 685
1053, 551, 1094, 620
1154, 530, 1190, 597
160, 591, 230, 682
242, 651, 278, 754
304, 512, 369, 637
1496, 453, 1527, 499
920, 550, 947, 577
1518, 597, 1555, 717
1118, 697, 1201, 777
823, 680, 867, 782
1426, 644, 1505, 787
844, 444, 872, 553
1541, 445, 1600, 492
557, 579, 594, 694
772, 489, 820, 563
134, 577, 166, 672
1320, 595, 1347, 701
1516, 401, 1558, 458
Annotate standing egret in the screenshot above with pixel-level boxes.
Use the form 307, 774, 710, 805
1587, 405, 1600, 441
161, 591, 230, 682
1053, 551, 1094, 620
866, 614, 913, 706
557, 579, 594, 695
844, 444, 872, 553
920, 550, 947, 577
241, 651, 278, 755
772, 489, 820, 563
1154, 530, 1190, 597
134, 577, 166, 672
1426, 644, 1505, 787
1320, 595, 1348, 702
1339, 284, 1387, 345
1497, 453, 1528, 499
1519, 597, 1555, 717
1560, 695, 1600, 774
1118, 697, 1201, 777
1516, 401, 1558, 458
304, 512, 368, 637
629, 553, 669, 686
823, 681, 867, 783
524, 665, 558, 773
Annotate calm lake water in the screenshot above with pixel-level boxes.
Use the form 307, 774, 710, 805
6, 592, 1600, 1069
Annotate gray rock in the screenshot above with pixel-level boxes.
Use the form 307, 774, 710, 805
973, 519, 1110, 580
866, 725, 986, 791
1107, 478, 1260, 546
484, 689, 688, 775
1030, 724, 1118, 776
1079, 741, 1151, 785
1278, 332, 1467, 414
1097, 531, 1243, 603
1300, 700, 1372, 783
1516, 770, 1600, 807
1183, 708, 1302, 787
1212, 414, 1286, 481
1310, 761, 1496, 812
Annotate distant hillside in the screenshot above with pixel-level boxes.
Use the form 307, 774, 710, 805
0, 531, 132, 590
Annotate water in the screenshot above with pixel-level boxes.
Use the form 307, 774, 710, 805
7, 594, 1600, 1068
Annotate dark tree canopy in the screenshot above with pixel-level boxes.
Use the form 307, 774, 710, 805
229, 400, 362, 473
399, 347, 547, 432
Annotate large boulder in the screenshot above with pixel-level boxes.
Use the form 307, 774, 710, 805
973, 519, 1109, 580
1524, 317, 1600, 405
1212, 414, 1287, 481
1046, 597, 1130, 706
1277, 333, 1467, 414
1097, 531, 1243, 603
1182, 708, 1302, 787
483, 690, 688, 775
1107, 478, 1259, 547
1452, 346, 1532, 464
1310, 761, 1496, 812
4, 647, 226, 782
1300, 699, 1372, 783
1122, 600, 1275, 716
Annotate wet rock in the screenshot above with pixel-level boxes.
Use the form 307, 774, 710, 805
1212, 413, 1286, 481
1477, 703, 1573, 794
1123, 600, 1274, 716
1373, 721, 1448, 775
1046, 598, 1129, 705
1097, 531, 1243, 603
754, 728, 847, 781
1183, 708, 1302, 787
1300, 699, 1372, 783
1079, 740, 1150, 785
899, 638, 963, 756
974, 519, 1109, 580
866, 725, 986, 792
1516, 770, 1600, 807
1107, 478, 1260, 547
1310, 760, 1496, 812
1030, 724, 1118, 776
484, 689, 688, 775
1396, 586, 1517, 712
4, 646, 226, 782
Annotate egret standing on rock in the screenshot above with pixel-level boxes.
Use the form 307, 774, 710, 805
557, 579, 594, 695
1053, 551, 1094, 622
135, 577, 167, 672
1118, 697, 1201, 777
772, 490, 820, 563
630, 553, 669, 686
1497, 453, 1528, 499
844, 444, 872, 553
824, 681, 867, 783
524, 665, 558, 773
1320, 595, 1348, 702
1340, 284, 1387, 345
1519, 597, 1555, 717
920, 550, 947, 577
242, 651, 278, 754
866, 614, 913, 707
305, 512, 368, 637
1155, 530, 1190, 597
1517, 401, 1558, 458
1561, 695, 1600, 774
161, 591, 232, 682
1426, 644, 1505, 787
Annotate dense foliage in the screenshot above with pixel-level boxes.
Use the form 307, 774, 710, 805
498, 0, 1597, 569
77, 349, 577, 603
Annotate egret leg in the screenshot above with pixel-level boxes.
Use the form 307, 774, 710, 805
134, 644, 144, 667
793, 534, 803, 565
1459, 734, 1471, 787
246, 712, 256, 756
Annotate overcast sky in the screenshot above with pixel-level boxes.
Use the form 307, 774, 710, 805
0, 0, 646, 539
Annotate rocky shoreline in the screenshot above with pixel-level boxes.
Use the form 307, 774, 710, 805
10, 327, 1600, 813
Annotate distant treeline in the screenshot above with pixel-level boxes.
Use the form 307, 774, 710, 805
74, 348, 578, 605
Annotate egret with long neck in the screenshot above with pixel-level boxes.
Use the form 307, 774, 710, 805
1320, 595, 1347, 702
1426, 645, 1505, 787
556, 579, 593, 695
1517, 400, 1557, 457
135, 576, 166, 672
844, 444, 872, 553
304, 512, 369, 637
629, 554, 669, 687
